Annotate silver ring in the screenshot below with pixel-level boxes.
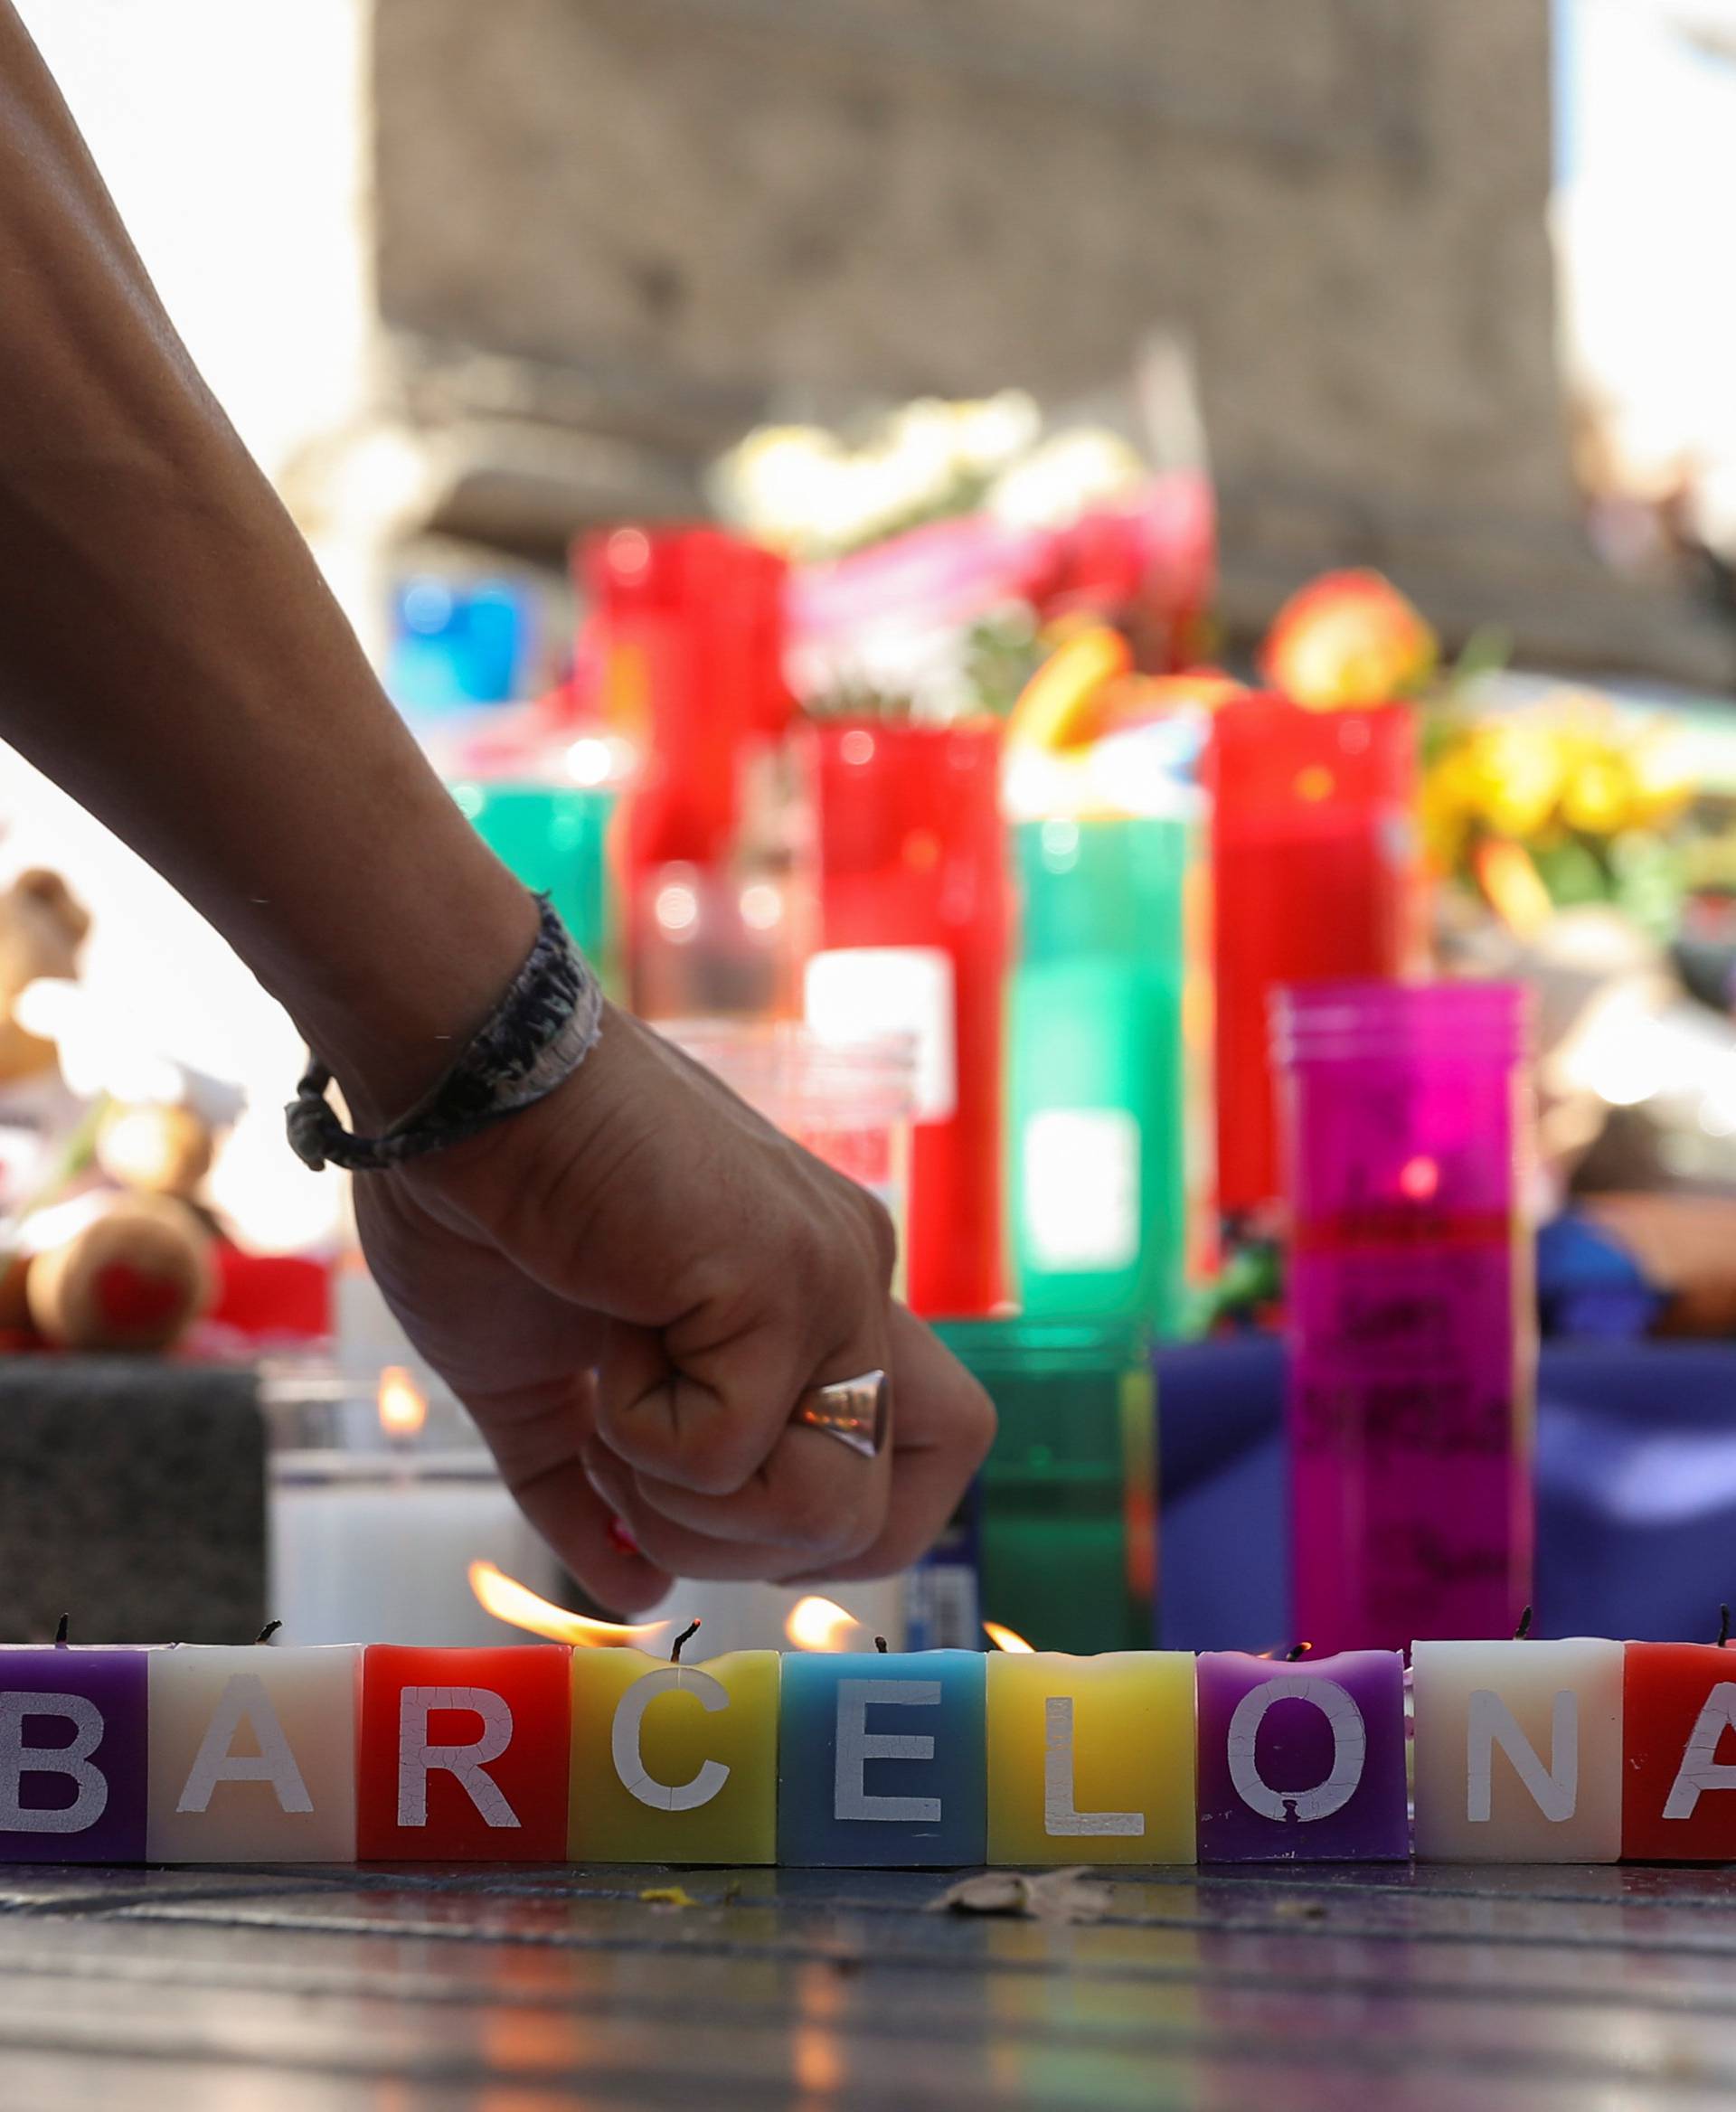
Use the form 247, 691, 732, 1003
793, 1369, 889, 1459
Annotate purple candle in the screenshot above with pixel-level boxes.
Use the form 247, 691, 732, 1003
1195, 1649, 1409, 1862
1273, 980, 1534, 1653
0, 1648, 149, 1863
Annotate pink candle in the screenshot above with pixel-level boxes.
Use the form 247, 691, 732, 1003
1274, 981, 1534, 1652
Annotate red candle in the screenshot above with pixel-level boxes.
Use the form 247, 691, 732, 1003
1622, 1642, 1736, 1861
1208, 693, 1418, 1219
357, 1645, 571, 1861
805, 718, 1010, 1318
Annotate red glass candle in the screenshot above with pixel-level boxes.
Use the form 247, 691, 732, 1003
1623, 1643, 1736, 1861
1208, 693, 1419, 1218
804, 719, 1010, 1317
357, 1645, 571, 1861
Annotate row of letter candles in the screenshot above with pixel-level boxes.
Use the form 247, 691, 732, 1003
7, 1637, 1736, 1865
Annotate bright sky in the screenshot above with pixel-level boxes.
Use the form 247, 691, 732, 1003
1554, 0, 1736, 528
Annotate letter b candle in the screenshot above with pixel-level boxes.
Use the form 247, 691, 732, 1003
0, 1646, 147, 1864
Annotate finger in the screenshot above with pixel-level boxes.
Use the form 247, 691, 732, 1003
593, 1315, 822, 1496
598, 1420, 893, 1560
787, 1304, 995, 1581
505, 1452, 675, 1614
580, 1441, 840, 1583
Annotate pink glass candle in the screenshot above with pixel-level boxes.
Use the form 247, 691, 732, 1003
1273, 981, 1534, 1653
1194, 1649, 1409, 1861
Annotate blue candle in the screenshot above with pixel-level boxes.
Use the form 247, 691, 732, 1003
778, 1650, 986, 1867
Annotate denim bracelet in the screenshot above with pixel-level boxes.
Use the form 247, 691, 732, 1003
284, 895, 604, 1174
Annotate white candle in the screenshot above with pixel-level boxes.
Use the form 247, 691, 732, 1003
146, 1645, 360, 1862
1411, 1638, 1624, 1862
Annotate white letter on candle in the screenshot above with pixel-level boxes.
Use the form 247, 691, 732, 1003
1663, 1682, 1736, 1820
1467, 1689, 1578, 1822
397, 1686, 519, 1829
177, 1674, 314, 1816
835, 1678, 941, 1822
611, 1668, 731, 1813
1225, 1676, 1366, 1823
0, 1692, 108, 1834
1043, 1695, 1143, 1837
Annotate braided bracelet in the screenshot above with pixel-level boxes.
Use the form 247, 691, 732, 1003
285, 894, 604, 1174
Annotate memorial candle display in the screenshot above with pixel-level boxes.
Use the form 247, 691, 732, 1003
11, 1625, 1736, 1869
1274, 979, 1534, 1654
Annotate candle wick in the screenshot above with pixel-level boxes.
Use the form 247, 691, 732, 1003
53, 1613, 69, 1647
255, 1620, 283, 1645
1514, 1606, 1533, 1639
874, 1635, 889, 1655
1284, 1642, 1310, 1661
670, 1618, 702, 1664
1720, 1604, 1731, 1650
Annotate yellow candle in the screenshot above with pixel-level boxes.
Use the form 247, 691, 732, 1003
986, 1650, 1196, 1865
1411, 1638, 1624, 1862
570, 1647, 779, 1863
146, 1645, 361, 1862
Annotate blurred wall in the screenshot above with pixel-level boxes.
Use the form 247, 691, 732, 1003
360, 0, 1722, 674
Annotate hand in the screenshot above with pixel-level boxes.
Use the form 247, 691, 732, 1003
353, 1004, 995, 1612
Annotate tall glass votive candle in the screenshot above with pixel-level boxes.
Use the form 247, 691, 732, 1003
1209, 694, 1418, 1220
1273, 980, 1534, 1653
804, 718, 1009, 1318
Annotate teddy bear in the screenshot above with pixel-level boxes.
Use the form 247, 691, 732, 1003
0, 868, 217, 1353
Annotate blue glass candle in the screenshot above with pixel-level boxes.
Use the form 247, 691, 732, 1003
778, 1650, 986, 1867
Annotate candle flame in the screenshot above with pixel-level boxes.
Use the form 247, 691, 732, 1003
377, 1364, 427, 1439
982, 1620, 1034, 1654
785, 1595, 863, 1651
467, 1560, 669, 1647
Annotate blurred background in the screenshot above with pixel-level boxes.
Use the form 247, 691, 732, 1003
8, 0, 1736, 1657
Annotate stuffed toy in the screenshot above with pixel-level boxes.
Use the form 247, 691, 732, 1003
0, 869, 218, 1353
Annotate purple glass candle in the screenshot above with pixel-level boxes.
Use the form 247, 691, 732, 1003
1196, 1648, 1409, 1861
0, 1648, 149, 1863
1273, 980, 1533, 1653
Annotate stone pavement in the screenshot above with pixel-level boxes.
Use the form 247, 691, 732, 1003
6, 1861, 1736, 2108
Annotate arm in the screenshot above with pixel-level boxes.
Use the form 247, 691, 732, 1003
0, 5, 992, 1609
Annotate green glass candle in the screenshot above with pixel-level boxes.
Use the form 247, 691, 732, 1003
448, 781, 616, 979
1009, 813, 1198, 1332
937, 1318, 1156, 1654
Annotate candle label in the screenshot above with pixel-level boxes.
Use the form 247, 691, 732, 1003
805, 947, 956, 1122
1021, 1108, 1140, 1271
